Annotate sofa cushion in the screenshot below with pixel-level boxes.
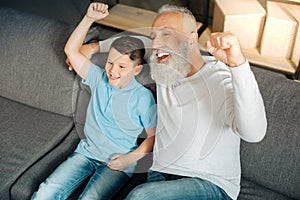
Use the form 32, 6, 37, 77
240, 67, 300, 199
0, 7, 75, 116
0, 96, 74, 200
10, 129, 79, 200
238, 178, 292, 200
72, 75, 91, 139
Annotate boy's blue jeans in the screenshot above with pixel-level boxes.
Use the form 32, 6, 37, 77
31, 152, 129, 200
125, 171, 231, 200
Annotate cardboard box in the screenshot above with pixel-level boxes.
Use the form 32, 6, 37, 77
212, 0, 266, 49
281, 3, 300, 66
258, 0, 268, 9
260, 1, 297, 59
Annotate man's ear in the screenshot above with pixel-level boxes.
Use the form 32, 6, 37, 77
134, 64, 143, 75
189, 31, 198, 46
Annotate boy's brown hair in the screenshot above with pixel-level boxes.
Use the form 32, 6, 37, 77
110, 36, 145, 65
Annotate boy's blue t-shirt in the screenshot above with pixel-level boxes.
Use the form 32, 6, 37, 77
75, 63, 157, 175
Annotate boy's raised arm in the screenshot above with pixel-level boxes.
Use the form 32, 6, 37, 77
64, 3, 109, 79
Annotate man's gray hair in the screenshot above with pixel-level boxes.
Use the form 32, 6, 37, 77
158, 4, 198, 31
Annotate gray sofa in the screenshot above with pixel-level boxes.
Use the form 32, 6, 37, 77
0, 6, 299, 200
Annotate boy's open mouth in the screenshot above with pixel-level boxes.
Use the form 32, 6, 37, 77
109, 74, 120, 80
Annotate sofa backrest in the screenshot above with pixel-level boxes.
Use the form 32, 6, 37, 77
0, 7, 75, 116
241, 67, 300, 199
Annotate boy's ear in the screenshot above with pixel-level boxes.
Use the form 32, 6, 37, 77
134, 64, 143, 75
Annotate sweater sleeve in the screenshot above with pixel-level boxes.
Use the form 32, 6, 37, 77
228, 61, 267, 142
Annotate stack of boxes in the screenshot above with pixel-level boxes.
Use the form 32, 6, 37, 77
260, 1, 299, 67
212, 0, 266, 49
212, 0, 300, 73
283, 3, 300, 68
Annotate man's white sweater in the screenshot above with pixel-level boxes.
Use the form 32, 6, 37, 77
151, 57, 267, 199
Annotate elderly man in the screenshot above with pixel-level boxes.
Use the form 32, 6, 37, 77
69, 4, 267, 200
125, 4, 266, 200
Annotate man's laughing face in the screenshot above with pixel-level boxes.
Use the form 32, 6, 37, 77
149, 12, 191, 85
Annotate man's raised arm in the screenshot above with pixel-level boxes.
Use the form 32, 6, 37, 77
206, 32, 267, 142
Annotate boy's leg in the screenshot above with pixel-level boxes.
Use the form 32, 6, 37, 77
126, 171, 231, 200
31, 152, 96, 200
79, 164, 129, 200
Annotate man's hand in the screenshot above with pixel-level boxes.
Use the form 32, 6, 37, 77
206, 32, 246, 67
86, 2, 109, 21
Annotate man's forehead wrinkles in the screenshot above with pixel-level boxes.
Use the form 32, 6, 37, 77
151, 27, 174, 35
152, 27, 169, 31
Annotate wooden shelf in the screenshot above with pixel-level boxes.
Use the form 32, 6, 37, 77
95, 4, 203, 36
95, 4, 157, 36
242, 48, 297, 74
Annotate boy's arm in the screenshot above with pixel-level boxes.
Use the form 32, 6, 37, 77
66, 42, 100, 71
107, 127, 156, 171
64, 3, 108, 79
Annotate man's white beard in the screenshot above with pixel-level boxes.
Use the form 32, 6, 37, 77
150, 42, 191, 85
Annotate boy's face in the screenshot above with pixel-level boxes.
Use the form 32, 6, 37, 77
105, 47, 142, 89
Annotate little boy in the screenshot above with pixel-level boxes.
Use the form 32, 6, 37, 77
31, 3, 157, 200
